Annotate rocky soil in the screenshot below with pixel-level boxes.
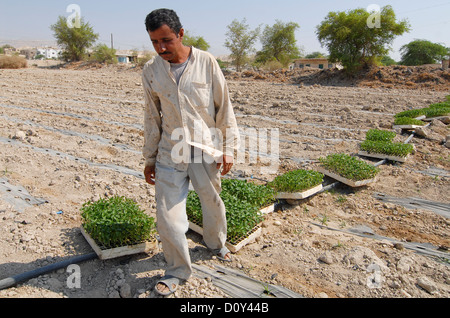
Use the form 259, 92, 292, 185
0, 63, 449, 299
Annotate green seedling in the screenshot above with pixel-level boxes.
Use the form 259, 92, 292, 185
187, 178, 275, 245
81, 195, 156, 249
319, 153, 380, 181
267, 169, 324, 193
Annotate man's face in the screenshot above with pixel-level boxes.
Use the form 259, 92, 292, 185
149, 24, 184, 63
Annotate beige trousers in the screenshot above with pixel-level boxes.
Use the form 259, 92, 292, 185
154, 159, 228, 280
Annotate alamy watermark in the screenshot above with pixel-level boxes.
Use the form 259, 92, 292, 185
66, 264, 81, 289
366, 263, 383, 289
66, 4, 81, 29
170, 122, 280, 174
367, 4, 381, 29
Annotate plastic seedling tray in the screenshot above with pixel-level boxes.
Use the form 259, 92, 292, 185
81, 226, 158, 260
188, 221, 262, 254
358, 150, 409, 163
316, 166, 377, 188
275, 184, 323, 200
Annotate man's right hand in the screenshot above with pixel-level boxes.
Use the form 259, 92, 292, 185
144, 166, 156, 185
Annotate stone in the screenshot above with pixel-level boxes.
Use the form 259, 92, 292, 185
318, 251, 334, 265
417, 276, 438, 294
120, 283, 132, 298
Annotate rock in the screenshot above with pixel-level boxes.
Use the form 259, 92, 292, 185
13, 130, 26, 140
120, 283, 132, 298
417, 276, 438, 294
318, 251, 335, 265
396, 256, 413, 272
108, 290, 121, 298
343, 246, 389, 273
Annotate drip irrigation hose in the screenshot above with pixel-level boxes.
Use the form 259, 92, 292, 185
0, 252, 98, 291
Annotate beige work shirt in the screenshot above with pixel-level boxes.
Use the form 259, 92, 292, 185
142, 47, 240, 171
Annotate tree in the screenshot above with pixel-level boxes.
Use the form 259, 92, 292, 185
305, 52, 327, 59
400, 40, 449, 66
256, 20, 301, 67
316, 5, 410, 73
50, 16, 98, 62
224, 18, 260, 72
91, 44, 117, 64
183, 31, 210, 51
380, 55, 397, 66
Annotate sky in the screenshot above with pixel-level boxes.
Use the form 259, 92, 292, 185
0, 0, 449, 61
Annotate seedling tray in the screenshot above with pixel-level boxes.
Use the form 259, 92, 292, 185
81, 226, 158, 260
358, 150, 409, 163
188, 221, 262, 253
275, 184, 323, 200
393, 124, 424, 130
422, 116, 450, 124
316, 167, 377, 188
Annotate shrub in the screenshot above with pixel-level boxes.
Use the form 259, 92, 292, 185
268, 169, 323, 193
0, 55, 27, 69
319, 153, 379, 181
90, 44, 117, 64
81, 196, 156, 248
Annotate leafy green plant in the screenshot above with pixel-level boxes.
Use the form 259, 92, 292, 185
360, 140, 414, 157
186, 179, 274, 244
319, 153, 379, 181
365, 129, 397, 142
81, 196, 156, 249
429, 101, 450, 109
394, 108, 427, 119
267, 169, 323, 193
393, 117, 425, 126
424, 107, 450, 118
221, 178, 275, 208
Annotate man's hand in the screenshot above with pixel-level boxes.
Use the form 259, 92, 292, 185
217, 155, 234, 176
144, 165, 156, 185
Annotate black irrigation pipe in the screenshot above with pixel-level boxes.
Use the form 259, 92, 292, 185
0, 253, 98, 291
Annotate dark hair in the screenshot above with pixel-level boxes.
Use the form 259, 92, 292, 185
145, 9, 182, 34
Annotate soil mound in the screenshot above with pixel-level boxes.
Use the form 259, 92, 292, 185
225, 64, 450, 91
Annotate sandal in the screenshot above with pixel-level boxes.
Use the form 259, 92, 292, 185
214, 247, 233, 262
155, 275, 180, 296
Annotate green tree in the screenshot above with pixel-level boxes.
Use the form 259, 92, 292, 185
400, 40, 449, 66
91, 44, 117, 64
50, 16, 99, 62
305, 52, 327, 58
380, 55, 397, 66
316, 5, 410, 73
224, 18, 260, 72
183, 31, 210, 51
256, 20, 301, 67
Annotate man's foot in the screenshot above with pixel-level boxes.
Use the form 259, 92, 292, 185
155, 275, 180, 296
215, 247, 233, 262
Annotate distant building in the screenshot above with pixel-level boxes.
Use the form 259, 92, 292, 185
293, 58, 340, 70
115, 50, 138, 64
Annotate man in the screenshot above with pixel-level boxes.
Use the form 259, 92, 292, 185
142, 9, 240, 296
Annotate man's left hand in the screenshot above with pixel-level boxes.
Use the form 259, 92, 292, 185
217, 155, 234, 176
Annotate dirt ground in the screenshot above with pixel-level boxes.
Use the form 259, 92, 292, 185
0, 63, 449, 299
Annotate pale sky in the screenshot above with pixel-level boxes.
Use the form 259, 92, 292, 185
0, 0, 449, 61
